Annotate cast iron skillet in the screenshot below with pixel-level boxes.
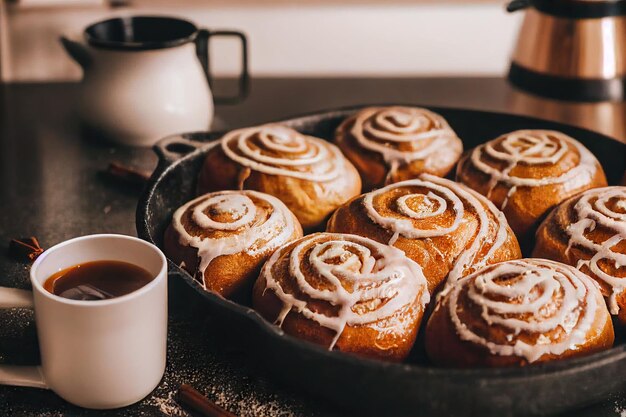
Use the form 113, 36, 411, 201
137, 105, 626, 417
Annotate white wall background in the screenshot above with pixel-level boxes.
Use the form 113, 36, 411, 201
1, 1, 523, 81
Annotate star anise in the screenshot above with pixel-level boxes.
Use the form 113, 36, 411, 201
9, 237, 44, 262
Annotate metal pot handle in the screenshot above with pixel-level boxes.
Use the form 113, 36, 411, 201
153, 134, 211, 165
137, 132, 217, 243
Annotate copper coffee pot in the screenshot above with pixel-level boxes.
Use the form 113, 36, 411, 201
507, 0, 626, 102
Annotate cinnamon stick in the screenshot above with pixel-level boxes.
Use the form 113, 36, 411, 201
177, 384, 238, 417
103, 162, 151, 186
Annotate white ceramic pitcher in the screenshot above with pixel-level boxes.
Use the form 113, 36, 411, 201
61, 16, 248, 147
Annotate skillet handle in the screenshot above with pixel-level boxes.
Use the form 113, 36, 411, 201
153, 134, 210, 165
137, 132, 216, 244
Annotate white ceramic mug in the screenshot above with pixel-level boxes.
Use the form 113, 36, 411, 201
0, 234, 168, 409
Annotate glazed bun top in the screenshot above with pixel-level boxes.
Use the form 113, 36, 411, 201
460, 130, 600, 200
220, 124, 350, 184
440, 259, 606, 363
328, 174, 521, 291
364, 175, 515, 281
170, 190, 301, 282
259, 232, 430, 348
535, 186, 626, 314
456, 129, 607, 242
336, 106, 462, 187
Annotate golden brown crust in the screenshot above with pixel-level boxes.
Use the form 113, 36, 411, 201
425, 292, 614, 368
165, 225, 264, 297
253, 275, 419, 361
456, 130, 608, 247
163, 190, 303, 299
533, 186, 626, 324
326, 175, 521, 293
252, 233, 430, 362
425, 259, 614, 368
197, 125, 361, 231
334, 107, 463, 190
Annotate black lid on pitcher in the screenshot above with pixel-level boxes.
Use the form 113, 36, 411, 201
85, 16, 199, 50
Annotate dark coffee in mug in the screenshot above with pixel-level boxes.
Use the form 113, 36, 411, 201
44, 260, 154, 301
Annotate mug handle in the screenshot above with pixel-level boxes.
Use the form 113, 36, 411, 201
0, 287, 48, 389
195, 29, 249, 104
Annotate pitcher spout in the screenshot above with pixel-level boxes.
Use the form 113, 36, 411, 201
60, 36, 92, 71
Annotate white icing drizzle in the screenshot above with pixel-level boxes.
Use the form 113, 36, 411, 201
348, 106, 461, 181
220, 124, 346, 182
362, 174, 510, 282
172, 190, 298, 287
261, 233, 430, 349
563, 187, 626, 314
447, 259, 600, 363
466, 130, 598, 208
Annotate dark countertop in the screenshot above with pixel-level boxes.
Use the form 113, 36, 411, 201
1, 78, 625, 417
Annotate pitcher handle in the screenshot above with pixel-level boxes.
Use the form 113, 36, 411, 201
0, 287, 48, 389
195, 29, 249, 105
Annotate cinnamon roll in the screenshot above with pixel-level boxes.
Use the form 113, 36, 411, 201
327, 174, 521, 292
252, 233, 430, 362
197, 124, 361, 231
335, 106, 463, 190
456, 130, 607, 246
164, 190, 303, 299
534, 187, 626, 323
425, 259, 614, 367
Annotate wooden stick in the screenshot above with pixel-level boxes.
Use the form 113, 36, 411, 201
104, 162, 151, 186
177, 384, 238, 417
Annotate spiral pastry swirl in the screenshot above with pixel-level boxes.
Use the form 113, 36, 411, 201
327, 174, 521, 292
198, 124, 361, 230
335, 106, 462, 189
425, 259, 614, 367
456, 130, 607, 243
220, 124, 345, 181
164, 190, 302, 298
252, 233, 429, 361
534, 187, 626, 321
